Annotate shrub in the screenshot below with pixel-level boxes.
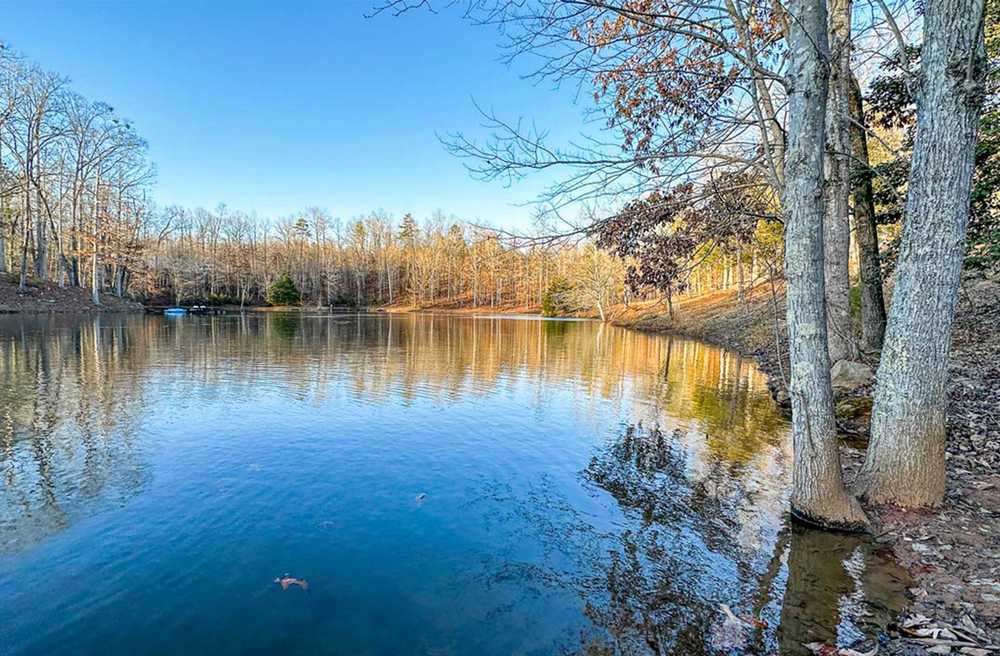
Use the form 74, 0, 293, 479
267, 274, 301, 306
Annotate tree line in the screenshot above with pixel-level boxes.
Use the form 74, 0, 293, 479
0, 40, 796, 318
145, 206, 624, 311
0, 46, 153, 304
3, 0, 995, 530
380, 0, 994, 528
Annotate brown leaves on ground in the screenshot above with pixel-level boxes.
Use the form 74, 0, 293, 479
891, 613, 998, 654
0, 277, 142, 314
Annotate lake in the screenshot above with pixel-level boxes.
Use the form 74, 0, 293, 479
0, 313, 909, 655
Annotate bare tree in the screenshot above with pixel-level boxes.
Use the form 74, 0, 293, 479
823, 0, 860, 364
782, 0, 867, 530
848, 74, 887, 353
857, 0, 988, 507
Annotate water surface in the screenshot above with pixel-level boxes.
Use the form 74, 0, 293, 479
0, 313, 908, 655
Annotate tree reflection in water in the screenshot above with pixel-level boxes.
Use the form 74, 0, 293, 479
0, 316, 150, 553
0, 313, 910, 655
469, 422, 910, 655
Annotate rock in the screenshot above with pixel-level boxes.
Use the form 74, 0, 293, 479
830, 360, 873, 392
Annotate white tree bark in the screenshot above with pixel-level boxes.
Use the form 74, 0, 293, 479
823, 0, 859, 364
858, 0, 987, 506
784, 0, 868, 530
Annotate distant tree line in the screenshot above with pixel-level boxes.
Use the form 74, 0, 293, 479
380, 0, 994, 528
0, 40, 789, 319
144, 206, 610, 310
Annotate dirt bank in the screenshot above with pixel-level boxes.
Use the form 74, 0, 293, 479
613, 279, 1000, 651
381, 299, 542, 316
0, 276, 143, 314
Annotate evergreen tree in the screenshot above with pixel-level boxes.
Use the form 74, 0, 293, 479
267, 274, 301, 306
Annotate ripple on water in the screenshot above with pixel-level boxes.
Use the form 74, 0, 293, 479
0, 312, 909, 655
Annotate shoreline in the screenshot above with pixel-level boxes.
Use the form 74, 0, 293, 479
4, 277, 998, 647
389, 284, 1000, 648
617, 282, 1000, 648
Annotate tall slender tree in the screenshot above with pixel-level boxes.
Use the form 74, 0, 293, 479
823, 0, 859, 364
783, 0, 867, 529
848, 74, 887, 353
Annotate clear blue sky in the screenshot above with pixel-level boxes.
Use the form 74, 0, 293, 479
4, 1, 591, 228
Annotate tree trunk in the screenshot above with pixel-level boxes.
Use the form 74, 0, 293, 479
783, 0, 867, 530
0, 142, 5, 274
92, 175, 101, 306
857, 0, 986, 507
18, 213, 31, 291
114, 266, 126, 297
34, 189, 47, 281
822, 0, 859, 365
736, 246, 745, 303
848, 74, 888, 352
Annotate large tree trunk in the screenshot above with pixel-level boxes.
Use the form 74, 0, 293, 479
848, 74, 887, 353
114, 265, 127, 298
783, 0, 868, 530
822, 0, 859, 365
857, 0, 986, 506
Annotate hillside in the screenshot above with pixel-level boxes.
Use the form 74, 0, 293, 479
0, 275, 143, 314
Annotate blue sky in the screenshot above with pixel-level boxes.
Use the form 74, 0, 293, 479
4, 1, 593, 228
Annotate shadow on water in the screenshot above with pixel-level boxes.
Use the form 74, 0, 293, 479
0, 313, 910, 655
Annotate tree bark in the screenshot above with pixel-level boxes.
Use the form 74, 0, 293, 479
0, 140, 5, 275
858, 0, 987, 506
848, 74, 887, 352
783, 0, 868, 530
34, 187, 47, 281
91, 172, 102, 306
0, 197, 6, 275
823, 0, 859, 365
18, 212, 31, 291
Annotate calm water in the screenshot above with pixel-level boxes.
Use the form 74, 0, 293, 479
0, 313, 908, 655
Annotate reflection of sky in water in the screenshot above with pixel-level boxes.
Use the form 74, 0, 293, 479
0, 313, 909, 655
